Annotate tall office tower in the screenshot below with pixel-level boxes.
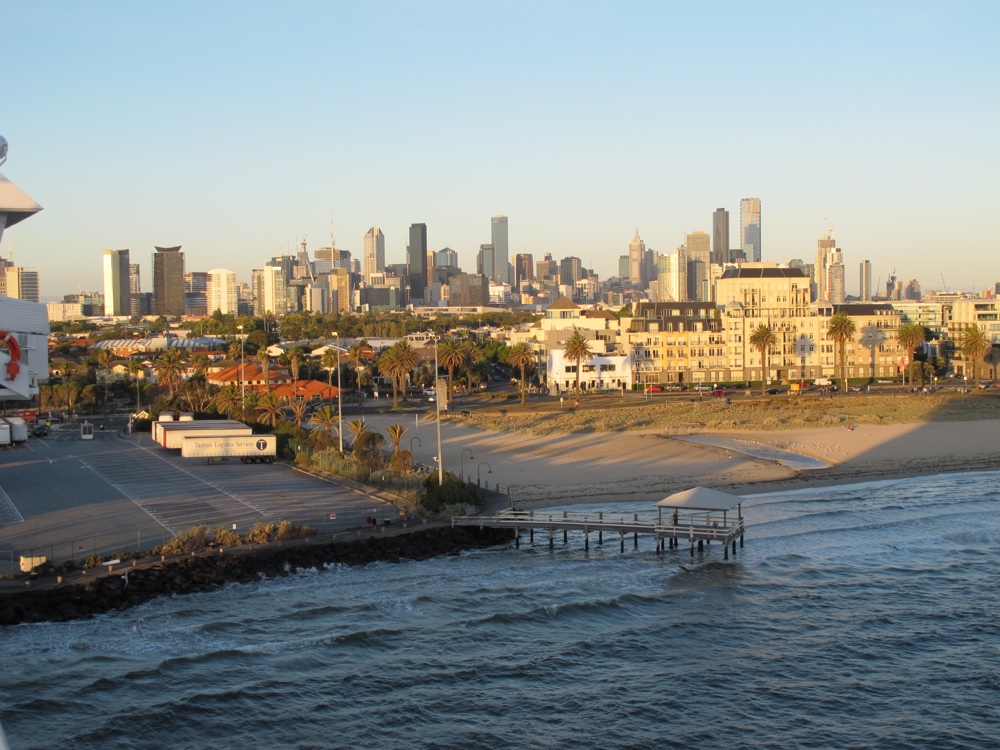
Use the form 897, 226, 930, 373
685, 231, 712, 301
559, 256, 583, 286
406, 223, 428, 302
740, 198, 762, 262
814, 234, 837, 301
628, 229, 646, 286
712, 208, 729, 265
657, 249, 688, 302
477, 244, 496, 279
207, 268, 238, 315
491, 215, 509, 283
904, 279, 922, 301
644, 249, 656, 289
827, 249, 846, 304
514, 253, 534, 288
436, 248, 459, 269
363, 225, 385, 284
253, 265, 289, 317
102, 249, 131, 316
184, 271, 209, 315
129, 263, 141, 294
536, 253, 558, 286
860, 260, 872, 301
618, 255, 630, 278
332, 267, 352, 313
1, 266, 39, 302
152, 246, 186, 316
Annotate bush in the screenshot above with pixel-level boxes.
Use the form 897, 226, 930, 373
213, 525, 242, 547
421, 471, 481, 514
159, 526, 208, 554
295, 451, 313, 468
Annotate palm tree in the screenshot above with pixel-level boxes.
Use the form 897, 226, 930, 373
309, 405, 340, 443
505, 342, 535, 405
257, 393, 284, 426
391, 340, 420, 402
125, 359, 143, 412
288, 399, 308, 428
348, 343, 365, 386
749, 324, 778, 396
241, 391, 259, 423
461, 340, 484, 392
153, 348, 186, 398
190, 353, 211, 378
960, 324, 991, 385
257, 353, 271, 393
827, 312, 858, 393
437, 339, 464, 399
214, 383, 243, 419
346, 418, 369, 448
95, 348, 116, 414
385, 423, 407, 454
896, 323, 926, 386
320, 348, 339, 389
377, 347, 404, 407
563, 332, 592, 395
287, 347, 303, 381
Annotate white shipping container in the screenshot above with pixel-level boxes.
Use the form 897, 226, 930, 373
180, 433, 276, 462
3, 417, 28, 443
161, 423, 252, 449
0, 423, 10, 446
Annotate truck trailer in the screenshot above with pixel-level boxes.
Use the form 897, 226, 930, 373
153, 419, 250, 448
3, 417, 28, 443
180, 433, 277, 463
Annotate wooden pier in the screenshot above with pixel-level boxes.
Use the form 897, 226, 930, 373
452, 503, 745, 560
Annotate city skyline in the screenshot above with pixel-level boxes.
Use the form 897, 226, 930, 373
2, 2, 998, 298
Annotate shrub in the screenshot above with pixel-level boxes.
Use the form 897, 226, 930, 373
213, 525, 242, 547
421, 471, 480, 514
295, 451, 313, 468
159, 526, 208, 554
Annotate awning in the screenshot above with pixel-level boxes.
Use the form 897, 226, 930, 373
656, 486, 744, 511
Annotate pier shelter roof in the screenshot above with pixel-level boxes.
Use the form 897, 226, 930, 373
656, 486, 744, 511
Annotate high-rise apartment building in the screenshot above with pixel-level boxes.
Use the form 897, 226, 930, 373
618, 255, 630, 279
827, 249, 846, 304
477, 244, 496, 279
253, 265, 289, 317
559, 256, 583, 286
332, 268, 352, 313
740, 198, 762, 262
860, 260, 872, 301
152, 246, 186, 316
628, 229, 645, 287
102, 249, 131, 316
207, 268, 238, 315
686, 231, 712, 301
814, 235, 837, 302
657, 249, 688, 303
129, 263, 141, 294
491, 215, 509, 284
363, 226, 385, 285
712, 208, 729, 265
1, 266, 39, 302
406, 223, 428, 302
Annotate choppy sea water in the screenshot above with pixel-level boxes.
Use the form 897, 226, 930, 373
2, 471, 1000, 750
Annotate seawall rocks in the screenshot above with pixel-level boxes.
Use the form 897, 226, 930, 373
0, 526, 513, 627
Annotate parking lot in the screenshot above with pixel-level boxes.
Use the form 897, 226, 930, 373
0, 425, 401, 571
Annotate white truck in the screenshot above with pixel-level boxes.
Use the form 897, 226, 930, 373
154, 419, 250, 448
0, 422, 10, 447
813, 378, 833, 386
180, 433, 277, 463
3, 417, 28, 443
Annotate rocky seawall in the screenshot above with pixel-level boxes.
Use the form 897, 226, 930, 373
0, 526, 513, 627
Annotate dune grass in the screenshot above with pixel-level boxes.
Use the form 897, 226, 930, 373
452, 392, 1000, 435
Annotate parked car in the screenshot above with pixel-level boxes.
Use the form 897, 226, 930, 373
664, 384, 683, 391
32, 424, 49, 437
646, 385, 663, 393
694, 384, 713, 391
766, 388, 780, 395
712, 389, 726, 397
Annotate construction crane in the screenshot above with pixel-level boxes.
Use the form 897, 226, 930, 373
821, 209, 834, 239
941, 274, 949, 293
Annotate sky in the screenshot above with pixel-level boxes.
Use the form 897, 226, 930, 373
2, 1, 998, 301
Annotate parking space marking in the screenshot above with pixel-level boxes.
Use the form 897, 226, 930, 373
0, 483, 25, 526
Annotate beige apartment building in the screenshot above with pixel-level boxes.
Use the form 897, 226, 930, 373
627, 302, 727, 386
946, 299, 1000, 379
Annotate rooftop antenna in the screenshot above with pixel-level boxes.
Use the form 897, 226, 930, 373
329, 209, 336, 251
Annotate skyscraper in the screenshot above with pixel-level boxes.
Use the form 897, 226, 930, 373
363, 225, 385, 285
207, 268, 238, 315
152, 246, 186, 316
1, 266, 39, 302
860, 260, 872, 301
740, 198, 761, 262
559, 256, 583, 286
477, 244, 495, 280
657, 249, 688, 302
514, 253, 534, 288
712, 208, 729, 265
491, 215, 510, 283
129, 263, 141, 295
827, 249, 846, 304
686, 231, 712, 301
102, 249, 131, 316
436, 248, 459, 269
628, 229, 645, 287
814, 234, 837, 301
406, 223, 428, 302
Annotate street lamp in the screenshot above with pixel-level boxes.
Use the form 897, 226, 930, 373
409, 436, 422, 455
237, 324, 245, 405
333, 333, 343, 453
461, 448, 474, 482
478, 461, 492, 487
434, 337, 443, 486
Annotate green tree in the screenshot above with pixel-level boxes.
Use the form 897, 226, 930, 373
257, 393, 284, 426
309, 405, 340, 444
320, 348, 339, 389
215, 383, 243, 419
504, 342, 535, 405
827, 312, 858, 393
377, 347, 404, 407
346, 418, 369, 448
960, 324, 991, 384
95, 348, 116, 414
749, 324, 778, 396
385, 423, 407, 454
288, 399, 308, 428
437, 338, 464, 399
896, 323, 926, 386
563, 332, 592, 395
257, 353, 271, 393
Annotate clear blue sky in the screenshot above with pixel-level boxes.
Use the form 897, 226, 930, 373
3, 1, 998, 300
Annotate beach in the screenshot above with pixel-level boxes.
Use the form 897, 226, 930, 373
379, 415, 1000, 508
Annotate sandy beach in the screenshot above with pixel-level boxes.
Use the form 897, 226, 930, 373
362, 414, 1000, 508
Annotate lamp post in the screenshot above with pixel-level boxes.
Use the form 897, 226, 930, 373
461, 448, 474, 482
237, 324, 245, 405
409, 436, 421, 455
477, 461, 492, 487
434, 337, 443, 486
333, 333, 343, 453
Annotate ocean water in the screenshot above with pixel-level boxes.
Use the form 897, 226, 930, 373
2, 471, 1000, 749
